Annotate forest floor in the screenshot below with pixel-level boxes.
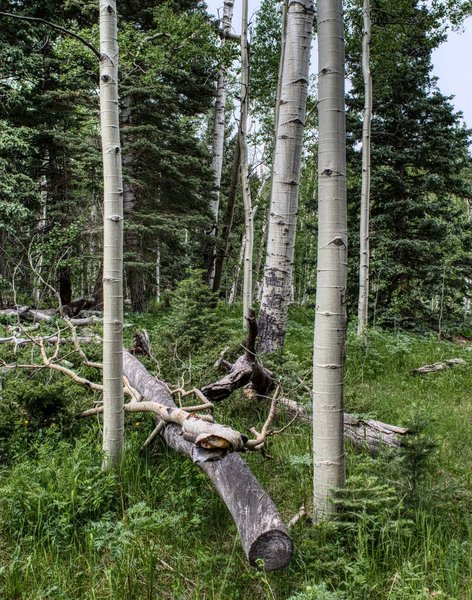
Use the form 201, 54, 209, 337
0, 298, 471, 599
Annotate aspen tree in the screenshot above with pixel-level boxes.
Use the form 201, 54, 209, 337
240, 0, 254, 325
357, 0, 372, 337
99, 0, 124, 469
209, 0, 235, 285
258, 0, 314, 352
313, 0, 347, 518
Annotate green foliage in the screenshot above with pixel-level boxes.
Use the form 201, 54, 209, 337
0, 435, 117, 546
345, 0, 472, 331
287, 583, 346, 600
161, 269, 223, 355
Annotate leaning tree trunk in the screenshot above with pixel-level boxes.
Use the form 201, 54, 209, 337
208, 0, 236, 285
357, 0, 372, 337
122, 350, 292, 571
258, 0, 314, 353
99, 0, 124, 469
313, 0, 347, 519
239, 0, 254, 326
213, 137, 241, 293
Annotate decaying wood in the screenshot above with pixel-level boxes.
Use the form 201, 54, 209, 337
0, 334, 100, 347
130, 329, 152, 357
201, 324, 410, 454
412, 358, 466, 375
0, 305, 101, 325
279, 397, 411, 452
123, 350, 292, 571
201, 309, 275, 402
80, 399, 247, 455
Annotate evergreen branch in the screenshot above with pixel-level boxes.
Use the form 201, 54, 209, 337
0, 11, 100, 59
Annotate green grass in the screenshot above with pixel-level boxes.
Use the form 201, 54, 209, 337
0, 303, 471, 598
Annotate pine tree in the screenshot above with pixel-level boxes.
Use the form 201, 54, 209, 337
346, 0, 472, 330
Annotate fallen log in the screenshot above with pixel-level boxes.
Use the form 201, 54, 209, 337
201, 309, 275, 402
123, 350, 292, 571
0, 334, 100, 347
278, 398, 410, 452
412, 358, 466, 375
0, 305, 102, 326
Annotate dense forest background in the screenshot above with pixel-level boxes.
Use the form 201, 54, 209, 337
1, 0, 471, 332
1, 0, 472, 598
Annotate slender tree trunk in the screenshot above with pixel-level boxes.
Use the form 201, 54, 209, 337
208, 0, 236, 285
121, 97, 146, 312
254, 206, 269, 302
59, 266, 72, 306
212, 137, 241, 293
258, 0, 314, 352
33, 182, 47, 306
155, 243, 161, 303
357, 0, 372, 337
312, 0, 347, 519
99, 0, 124, 470
240, 0, 253, 326
229, 235, 246, 304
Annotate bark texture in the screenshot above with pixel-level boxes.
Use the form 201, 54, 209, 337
201, 310, 275, 402
313, 0, 347, 519
213, 139, 241, 293
99, 0, 124, 469
208, 0, 235, 285
357, 0, 372, 337
258, 0, 314, 353
122, 351, 292, 571
239, 0, 254, 325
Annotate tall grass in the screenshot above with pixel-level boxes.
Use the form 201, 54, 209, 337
0, 305, 471, 598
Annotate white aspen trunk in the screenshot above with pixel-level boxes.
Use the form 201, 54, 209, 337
208, 0, 235, 285
240, 0, 253, 327
357, 0, 372, 337
99, 0, 124, 470
229, 236, 246, 304
258, 0, 314, 352
32, 177, 47, 306
312, 0, 347, 519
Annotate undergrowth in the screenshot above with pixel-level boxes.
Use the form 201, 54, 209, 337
0, 292, 471, 598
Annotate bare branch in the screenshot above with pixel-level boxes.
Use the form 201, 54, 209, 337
0, 11, 100, 58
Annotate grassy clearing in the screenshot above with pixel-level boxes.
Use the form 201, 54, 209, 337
0, 301, 471, 599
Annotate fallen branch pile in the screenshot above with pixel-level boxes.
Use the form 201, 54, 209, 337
199, 313, 411, 453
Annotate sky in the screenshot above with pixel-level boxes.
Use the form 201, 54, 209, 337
205, 0, 472, 128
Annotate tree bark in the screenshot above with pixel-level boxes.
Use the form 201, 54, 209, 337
313, 0, 347, 519
213, 138, 241, 294
239, 0, 254, 327
201, 309, 275, 402
257, 0, 314, 353
357, 0, 372, 337
99, 0, 125, 470
122, 350, 292, 571
208, 0, 236, 285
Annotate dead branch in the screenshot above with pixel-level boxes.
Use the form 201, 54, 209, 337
412, 358, 466, 375
201, 309, 274, 402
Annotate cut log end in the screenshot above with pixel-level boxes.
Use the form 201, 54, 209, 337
248, 529, 293, 571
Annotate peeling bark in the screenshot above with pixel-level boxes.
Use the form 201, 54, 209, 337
258, 0, 314, 353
